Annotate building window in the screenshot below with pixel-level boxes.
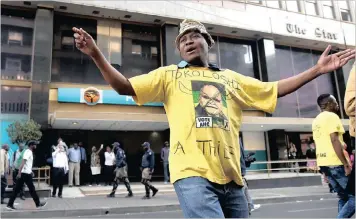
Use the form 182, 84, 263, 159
266, 0, 281, 8
248, 0, 262, 4
8, 31, 23, 45
51, 14, 107, 84
338, 0, 351, 21
5, 58, 21, 72
271, 46, 338, 118
322, 0, 335, 19
286, 0, 300, 12
121, 23, 160, 78
305, 0, 318, 16
1, 8, 34, 81
1, 86, 30, 114
218, 37, 257, 78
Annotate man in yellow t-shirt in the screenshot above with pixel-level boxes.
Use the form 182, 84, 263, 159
313, 94, 354, 218
73, 19, 355, 218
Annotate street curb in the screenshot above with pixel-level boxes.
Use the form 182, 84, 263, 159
1, 194, 336, 218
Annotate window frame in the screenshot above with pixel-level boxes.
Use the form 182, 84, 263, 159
7, 30, 23, 46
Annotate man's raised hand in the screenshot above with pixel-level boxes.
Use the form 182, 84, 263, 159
72, 27, 98, 57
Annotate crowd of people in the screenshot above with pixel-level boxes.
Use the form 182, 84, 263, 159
0, 17, 354, 218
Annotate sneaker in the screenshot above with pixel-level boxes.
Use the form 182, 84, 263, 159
89, 184, 92, 187
126, 193, 133, 198
20, 196, 26, 200
51, 194, 56, 198
142, 195, 150, 200
58, 195, 62, 198
107, 193, 115, 198
251, 204, 261, 212
36, 202, 47, 209
6, 205, 16, 211
152, 189, 158, 197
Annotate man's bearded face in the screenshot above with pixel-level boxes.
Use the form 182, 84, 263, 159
199, 85, 223, 116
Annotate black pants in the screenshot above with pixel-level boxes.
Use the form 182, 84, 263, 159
1, 175, 7, 201
104, 165, 114, 185
12, 169, 25, 197
80, 162, 87, 185
52, 167, 65, 196
91, 174, 100, 185
8, 173, 40, 207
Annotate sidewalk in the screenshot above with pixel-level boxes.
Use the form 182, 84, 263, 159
1, 185, 336, 218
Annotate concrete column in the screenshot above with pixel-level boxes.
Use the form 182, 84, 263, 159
161, 23, 181, 66
29, 8, 53, 128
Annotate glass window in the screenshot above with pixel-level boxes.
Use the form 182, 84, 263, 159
249, 0, 262, 4
286, 0, 299, 12
51, 14, 109, 84
1, 86, 30, 114
1, 8, 35, 81
322, 0, 335, 18
338, 0, 351, 21
305, 0, 318, 16
120, 24, 160, 78
218, 37, 256, 78
266, 0, 281, 8
272, 46, 338, 118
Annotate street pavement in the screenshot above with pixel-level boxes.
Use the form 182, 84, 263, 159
81, 199, 341, 218
1, 185, 338, 218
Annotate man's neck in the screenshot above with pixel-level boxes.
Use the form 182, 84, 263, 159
188, 59, 209, 68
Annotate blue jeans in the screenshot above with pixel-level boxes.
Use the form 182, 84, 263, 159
174, 176, 248, 218
321, 166, 355, 218
163, 162, 169, 182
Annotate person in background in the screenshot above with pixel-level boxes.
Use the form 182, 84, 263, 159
90, 144, 104, 186
78, 142, 87, 185
1, 144, 10, 204
239, 140, 260, 215
313, 94, 354, 218
51, 142, 68, 198
73, 18, 355, 218
108, 142, 133, 198
12, 143, 26, 200
141, 142, 158, 199
104, 146, 115, 186
306, 141, 317, 172
288, 140, 298, 172
345, 63, 355, 198
161, 141, 170, 184
7, 140, 47, 210
67, 143, 81, 187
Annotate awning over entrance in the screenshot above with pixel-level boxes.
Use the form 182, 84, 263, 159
50, 111, 349, 132
49, 111, 169, 131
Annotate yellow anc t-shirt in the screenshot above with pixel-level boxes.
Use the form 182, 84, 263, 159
129, 63, 278, 186
312, 111, 344, 167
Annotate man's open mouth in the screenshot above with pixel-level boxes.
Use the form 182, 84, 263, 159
186, 47, 196, 54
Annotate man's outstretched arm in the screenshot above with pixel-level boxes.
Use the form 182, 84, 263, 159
277, 45, 355, 98
73, 27, 135, 96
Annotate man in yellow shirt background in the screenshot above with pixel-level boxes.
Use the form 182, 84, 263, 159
72, 19, 355, 218
313, 94, 354, 218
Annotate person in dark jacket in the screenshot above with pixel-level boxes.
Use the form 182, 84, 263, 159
240, 139, 260, 214
141, 142, 158, 199
108, 142, 133, 198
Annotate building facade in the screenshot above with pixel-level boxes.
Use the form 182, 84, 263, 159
1, 0, 355, 180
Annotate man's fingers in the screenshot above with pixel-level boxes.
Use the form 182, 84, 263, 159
322, 45, 332, 57
335, 49, 351, 57
79, 28, 91, 39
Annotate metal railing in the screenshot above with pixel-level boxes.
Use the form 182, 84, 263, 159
246, 159, 319, 177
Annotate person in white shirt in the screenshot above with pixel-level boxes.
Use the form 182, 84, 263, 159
7, 140, 47, 210
52, 143, 69, 198
1, 144, 9, 204
104, 146, 115, 186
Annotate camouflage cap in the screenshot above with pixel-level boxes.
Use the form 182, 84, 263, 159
175, 19, 215, 49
